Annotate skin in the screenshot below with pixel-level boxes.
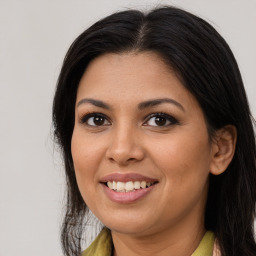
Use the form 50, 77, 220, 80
71, 52, 236, 256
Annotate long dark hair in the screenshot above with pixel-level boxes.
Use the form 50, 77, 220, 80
52, 6, 256, 256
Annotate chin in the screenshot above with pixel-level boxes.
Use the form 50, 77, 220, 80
97, 211, 158, 236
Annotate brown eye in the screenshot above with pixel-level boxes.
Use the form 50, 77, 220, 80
144, 113, 178, 127
81, 113, 110, 126
154, 116, 167, 126
92, 116, 105, 126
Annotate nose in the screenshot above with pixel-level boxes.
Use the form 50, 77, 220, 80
105, 125, 145, 166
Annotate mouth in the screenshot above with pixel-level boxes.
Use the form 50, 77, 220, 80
103, 180, 158, 192
100, 173, 159, 203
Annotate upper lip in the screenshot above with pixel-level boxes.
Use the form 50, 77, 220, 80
100, 173, 158, 183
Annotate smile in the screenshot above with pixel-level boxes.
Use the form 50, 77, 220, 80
100, 173, 158, 203
106, 181, 156, 192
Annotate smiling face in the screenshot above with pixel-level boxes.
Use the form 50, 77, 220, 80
71, 52, 216, 238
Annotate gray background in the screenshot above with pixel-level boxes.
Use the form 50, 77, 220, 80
0, 1, 255, 255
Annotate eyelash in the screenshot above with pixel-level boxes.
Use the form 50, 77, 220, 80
144, 112, 179, 127
79, 112, 179, 127
79, 112, 110, 126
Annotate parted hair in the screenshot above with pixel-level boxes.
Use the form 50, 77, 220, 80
53, 6, 256, 256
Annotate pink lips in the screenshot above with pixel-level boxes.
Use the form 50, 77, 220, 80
100, 173, 157, 183
100, 173, 158, 204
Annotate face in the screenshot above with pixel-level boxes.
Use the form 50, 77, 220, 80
71, 52, 216, 237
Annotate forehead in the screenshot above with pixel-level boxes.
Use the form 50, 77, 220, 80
76, 52, 198, 110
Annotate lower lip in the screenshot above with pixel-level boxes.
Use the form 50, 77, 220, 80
101, 184, 156, 204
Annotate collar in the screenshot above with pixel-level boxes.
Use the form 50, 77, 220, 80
82, 228, 215, 256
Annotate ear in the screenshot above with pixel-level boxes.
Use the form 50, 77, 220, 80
210, 125, 237, 175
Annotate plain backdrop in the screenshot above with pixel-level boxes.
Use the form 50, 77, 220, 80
0, 1, 255, 255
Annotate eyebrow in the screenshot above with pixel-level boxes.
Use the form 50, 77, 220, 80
77, 97, 185, 112
138, 98, 185, 112
77, 98, 112, 109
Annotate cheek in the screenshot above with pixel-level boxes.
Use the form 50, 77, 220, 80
149, 133, 211, 218
71, 132, 108, 217
150, 130, 211, 187
71, 130, 104, 195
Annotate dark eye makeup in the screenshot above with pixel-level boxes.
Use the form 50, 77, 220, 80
143, 112, 179, 127
79, 112, 111, 126
79, 112, 179, 127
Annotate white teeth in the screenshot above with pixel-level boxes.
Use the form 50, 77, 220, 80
125, 181, 134, 191
117, 181, 125, 191
107, 181, 113, 189
141, 181, 146, 189
112, 181, 117, 190
106, 181, 155, 192
134, 181, 140, 189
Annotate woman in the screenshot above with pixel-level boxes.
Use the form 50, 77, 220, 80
52, 6, 256, 256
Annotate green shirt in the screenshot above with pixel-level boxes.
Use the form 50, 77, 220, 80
82, 228, 215, 256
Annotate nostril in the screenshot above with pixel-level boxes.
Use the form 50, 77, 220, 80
128, 157, 136, 161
